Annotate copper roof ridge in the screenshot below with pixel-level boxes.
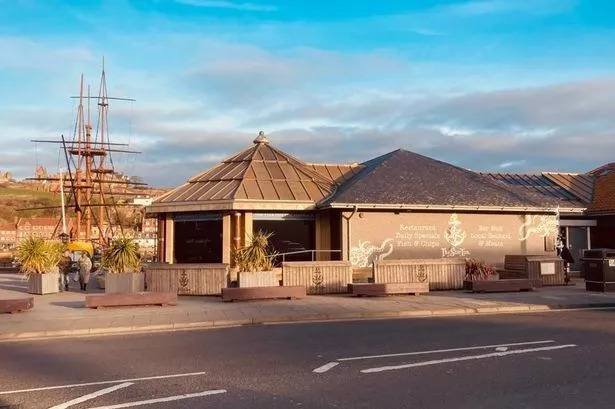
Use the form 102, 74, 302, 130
262, 144, 336, 187
542, 171, 586, 176
308, 162, 362, 167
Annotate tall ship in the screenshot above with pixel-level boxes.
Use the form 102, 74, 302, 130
23, 60, 151, 250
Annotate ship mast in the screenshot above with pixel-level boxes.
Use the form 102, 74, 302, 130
24, 59, 144, 246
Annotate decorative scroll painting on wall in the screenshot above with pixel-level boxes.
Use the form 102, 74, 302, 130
518, 215, 559, 241
350, 239, 394, 268
348, 211, 551, 266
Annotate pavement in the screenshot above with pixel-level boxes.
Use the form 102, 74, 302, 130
2, 272, 615, 341
2, 310, 615, 408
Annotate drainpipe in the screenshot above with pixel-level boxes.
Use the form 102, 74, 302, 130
342, 205, 359, 261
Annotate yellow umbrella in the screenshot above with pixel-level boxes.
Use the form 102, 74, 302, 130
67, 241, 94, 257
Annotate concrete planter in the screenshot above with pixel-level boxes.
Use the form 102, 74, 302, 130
96, 275, 106, 290
105, 272, 145, 293
238, 271, 278, 288
28, 272, 60, 295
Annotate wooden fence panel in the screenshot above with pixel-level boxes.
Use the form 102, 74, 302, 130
145, 263, 229, 295
373, 259, 466, 290
282, 261, 352, 294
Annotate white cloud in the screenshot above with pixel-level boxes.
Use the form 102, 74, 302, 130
499, 160, 527, 169
0, 36, 94, 71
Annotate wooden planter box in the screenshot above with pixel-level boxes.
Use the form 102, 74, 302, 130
222, 286, 306, 302
349, 282, 429, 297
502, 255, 566, 286
105, 272, 145, 293
238, 271, 278, 288
373, 259, 466, 290
28, 272, 60, 295
463, 278, 542, 293
282, 261, 352, 294
146, 264, 229, 295
86, 292, 177, 309
0, 297, 34, 313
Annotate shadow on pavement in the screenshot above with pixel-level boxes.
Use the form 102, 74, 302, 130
49, 301, 85, 309
0, 283, 29, 293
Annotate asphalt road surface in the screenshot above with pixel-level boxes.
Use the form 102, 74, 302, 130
2, 309, 615, 409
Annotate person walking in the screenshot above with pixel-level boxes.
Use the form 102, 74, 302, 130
557, 237, 575, 285
78, 252, 93, 291
58, 250, 72, 292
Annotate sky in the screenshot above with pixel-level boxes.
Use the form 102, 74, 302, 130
1, 0, 614, 187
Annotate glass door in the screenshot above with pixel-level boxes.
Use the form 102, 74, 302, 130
567, 226, 589, 272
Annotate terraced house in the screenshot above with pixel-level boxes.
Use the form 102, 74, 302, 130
146, 132, 613, 274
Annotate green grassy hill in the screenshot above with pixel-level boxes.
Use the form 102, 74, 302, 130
0, 184, 61, 224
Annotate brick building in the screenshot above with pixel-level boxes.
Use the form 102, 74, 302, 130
16, 217, 60, 244
0, 224, 17, 250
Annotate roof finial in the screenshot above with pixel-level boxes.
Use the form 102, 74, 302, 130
253, 130, 270, 144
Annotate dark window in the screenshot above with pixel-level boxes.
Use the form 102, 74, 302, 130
253, 219, 315, 263
174, 220, 222, 263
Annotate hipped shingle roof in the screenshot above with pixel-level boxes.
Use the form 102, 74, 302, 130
322, 149, 560, 210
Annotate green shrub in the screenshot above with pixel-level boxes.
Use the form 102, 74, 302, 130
101, 237, 141, 274
16, 237, 64, 276
233, 230, 278, 272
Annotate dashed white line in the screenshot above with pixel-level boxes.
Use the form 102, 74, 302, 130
337, 340, 556, 362
0, 372, 207, 395
48, 382, 134, 409
313, 362, 339, 373
361, 344, 577, 373
85, 389, 227, 409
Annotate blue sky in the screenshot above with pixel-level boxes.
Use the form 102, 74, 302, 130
1, 0, 614, 186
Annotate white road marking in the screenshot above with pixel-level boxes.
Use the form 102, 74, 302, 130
313, 362, 339, 373
361, 344, 577, 373
47, 382, 133, 409
495, 347, 508, 352
0, 372, 207, 395
85, 389, 227, 409
337, 340, 555, 361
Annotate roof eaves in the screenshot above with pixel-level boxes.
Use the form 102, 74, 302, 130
320, 202, 570, 213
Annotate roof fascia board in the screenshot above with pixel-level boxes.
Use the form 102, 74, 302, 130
322, 202, 584, 213
146, 199, 316, 214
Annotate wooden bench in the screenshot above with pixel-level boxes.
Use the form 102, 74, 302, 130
0, 297, 34, 314
502, 255, 566, 286
222, 286, 306, 302
85, 292, 177, 309
463, 279, 542, 293
349, 282, 429, 297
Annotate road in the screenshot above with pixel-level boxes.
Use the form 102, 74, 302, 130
2, 309, 615, 408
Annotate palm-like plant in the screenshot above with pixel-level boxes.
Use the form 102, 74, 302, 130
101, 237, 141, 274
233, 230, 278, 272
16, 237, 64, 276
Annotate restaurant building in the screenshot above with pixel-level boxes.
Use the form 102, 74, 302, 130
146, 132, 609, 271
